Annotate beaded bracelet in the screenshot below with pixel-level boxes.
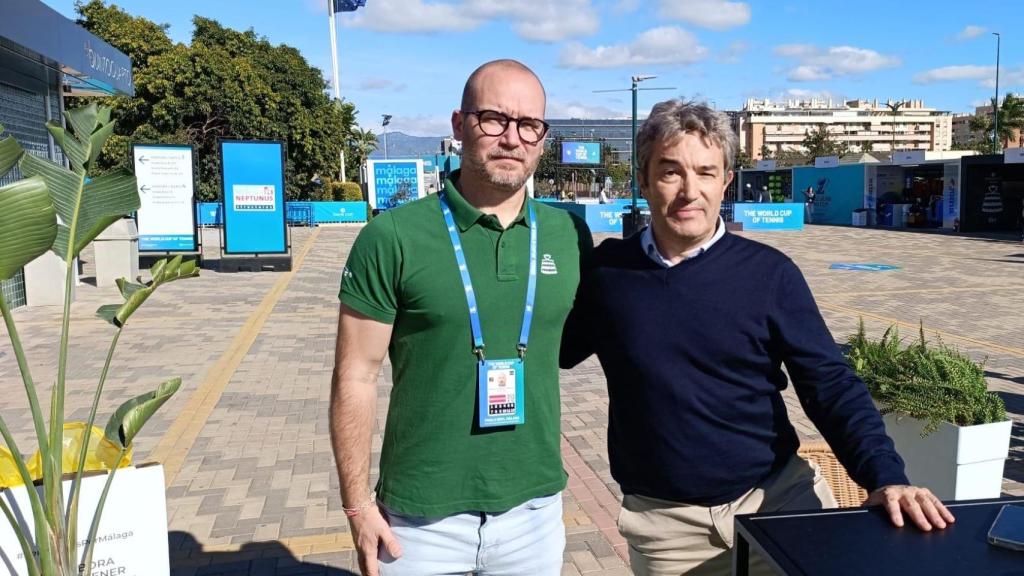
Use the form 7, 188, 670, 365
343, 490, 377, 517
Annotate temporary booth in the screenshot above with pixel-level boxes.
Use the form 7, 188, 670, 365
737, 168, 793, 202
959, 152, 1024, 234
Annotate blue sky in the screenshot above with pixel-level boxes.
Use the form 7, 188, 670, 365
48, 0, 1023, 136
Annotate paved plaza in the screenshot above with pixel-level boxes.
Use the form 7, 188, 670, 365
0, 223, 1022, 575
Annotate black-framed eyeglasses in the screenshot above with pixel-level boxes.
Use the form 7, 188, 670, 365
463, 109, 549, 144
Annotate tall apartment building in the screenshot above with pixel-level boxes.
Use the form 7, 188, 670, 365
735, 98, 952, 160
952, 113, 978, 147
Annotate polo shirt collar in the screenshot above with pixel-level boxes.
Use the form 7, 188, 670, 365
443, 170, 530, 232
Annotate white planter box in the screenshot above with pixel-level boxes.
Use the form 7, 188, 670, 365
0, 464, 169, 576
882, 414, 1012, 501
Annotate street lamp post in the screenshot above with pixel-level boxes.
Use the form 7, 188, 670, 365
382, 114, 392, 160
629, 75, 657, 212
885, 100, 904, 160
993, 32, 1001, 152
593, 76, 673, 235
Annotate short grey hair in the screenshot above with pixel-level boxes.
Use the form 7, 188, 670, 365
636, 99, 738, 184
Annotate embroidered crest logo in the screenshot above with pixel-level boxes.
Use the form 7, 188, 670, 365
540, 254, 558, 275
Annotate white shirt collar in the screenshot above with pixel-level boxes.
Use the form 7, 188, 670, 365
641, 217, 726, 268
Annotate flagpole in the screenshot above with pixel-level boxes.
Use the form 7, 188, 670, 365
327, 0, 347, 181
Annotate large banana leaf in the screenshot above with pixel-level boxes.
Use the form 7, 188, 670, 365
21, 153, 140, 262
103, 378, 181, 450
0, 177, 56, 280
0, 134, 22, 177
44, 123, 86, 175
96, 256, 198, 327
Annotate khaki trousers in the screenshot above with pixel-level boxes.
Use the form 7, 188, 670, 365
618, 455, 838, 576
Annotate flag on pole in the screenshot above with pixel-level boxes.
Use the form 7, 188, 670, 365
332, 0, 367, 12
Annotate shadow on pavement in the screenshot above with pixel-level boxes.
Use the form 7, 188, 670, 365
169, 531, 357, 576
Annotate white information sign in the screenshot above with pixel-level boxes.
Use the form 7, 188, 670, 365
133, 145, 196, 252
814, 156, 839, 168
1004, 147, 1024, 164
0, 465, 170, 576
755, 160, 776, 171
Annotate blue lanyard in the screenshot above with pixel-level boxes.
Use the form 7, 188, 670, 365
439, 193, 537, 361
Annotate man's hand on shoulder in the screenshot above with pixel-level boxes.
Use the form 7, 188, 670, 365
866, 484, 956, 531
349, 506, 402, 576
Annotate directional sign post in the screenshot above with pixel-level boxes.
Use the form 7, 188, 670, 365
132, 144, 198, 252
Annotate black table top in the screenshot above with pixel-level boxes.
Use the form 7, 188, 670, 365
735, 497, 1024, 576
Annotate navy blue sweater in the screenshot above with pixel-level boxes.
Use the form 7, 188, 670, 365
561, 231, 908, 506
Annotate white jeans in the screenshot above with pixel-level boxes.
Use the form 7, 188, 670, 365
378, 492, 565, 576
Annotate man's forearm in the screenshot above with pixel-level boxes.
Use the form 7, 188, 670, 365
330, 366, 379, 506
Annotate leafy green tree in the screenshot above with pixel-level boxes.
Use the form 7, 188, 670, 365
801, 125, 850, 159
74, 2, 362, 201
969, 93, 1024, 150
774, 149, 809, 167
534, 141, 558, 182
734, 151, 754, 169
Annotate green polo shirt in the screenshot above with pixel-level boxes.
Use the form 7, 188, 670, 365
340, 172, 592, 516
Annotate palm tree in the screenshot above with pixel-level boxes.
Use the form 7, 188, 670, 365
349, 128, 379, 182
969, 93, 1024, 151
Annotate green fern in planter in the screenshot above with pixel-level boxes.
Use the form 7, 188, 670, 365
846, 319, 1006, 436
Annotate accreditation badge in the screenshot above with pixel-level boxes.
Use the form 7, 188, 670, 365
477, 358, 525, 427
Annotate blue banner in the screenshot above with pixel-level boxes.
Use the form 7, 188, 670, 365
732, 203, 804, 231
196, 203, 222, 226
221, 141, 287, 254
368, 160, 424, 210
830, 263, 900, 271
542, 199, 648, 234
791, 165, 866, 225
313, 201, 367, 223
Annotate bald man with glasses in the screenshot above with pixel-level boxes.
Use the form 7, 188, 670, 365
331, 59, 592, 576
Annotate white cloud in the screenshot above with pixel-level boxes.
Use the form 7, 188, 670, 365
955, 25, 986, 41
773, 44, 815, 58
379, 114, 453, 137
547, 100, 628, 119
359, 78, 407, 91
614, 0, 640, 13
982, 67, 1024, 88
913, 65, 992, 84
787, 65, 830, 81
343, 0, 598, 42
913, 64, 1024, 89
775, 44, 900, 81
658, 0, 750, 30
718, 40, 749, 63
342, 0, 480, 33
781, 88, 840, 102
558, 26, 708, 69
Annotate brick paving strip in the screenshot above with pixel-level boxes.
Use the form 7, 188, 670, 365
5, 225, 1019, 575
149, 228, 323, 487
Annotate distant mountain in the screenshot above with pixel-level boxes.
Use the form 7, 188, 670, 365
369, 132, 447, 158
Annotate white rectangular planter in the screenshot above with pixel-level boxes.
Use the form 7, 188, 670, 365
882, 414, 1012, 501
0, 464, 169, 576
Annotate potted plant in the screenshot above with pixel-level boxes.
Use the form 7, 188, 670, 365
0, 104, 197, 575
846, 320, 1010, 501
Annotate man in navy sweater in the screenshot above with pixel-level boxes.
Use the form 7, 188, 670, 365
560, 100, 954, 575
